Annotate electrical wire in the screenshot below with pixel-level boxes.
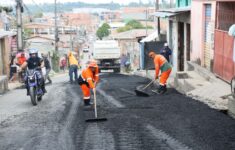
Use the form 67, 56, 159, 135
29, 0, 45, 12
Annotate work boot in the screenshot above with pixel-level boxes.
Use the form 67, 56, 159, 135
84, 99, 91, 106
158, 85, 167, 94
27, 89, 30, 96
152, 85, 167, 94
42, 87, 47, 94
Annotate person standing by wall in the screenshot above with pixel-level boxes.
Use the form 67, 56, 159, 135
160, 43, 172, 63
9, 55, 17, 82
42, 53, 52, 84
67, 51, 78, 84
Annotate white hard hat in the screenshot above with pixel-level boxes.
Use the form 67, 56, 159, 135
29, 48, 38, 54
164, 43, 168, 47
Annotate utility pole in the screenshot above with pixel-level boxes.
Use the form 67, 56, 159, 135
145, 8, 148, 36
16, 0, 23, 52
155, 0, 160, 37
54, 0, 58, 52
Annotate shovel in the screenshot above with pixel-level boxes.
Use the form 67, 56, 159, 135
135, 79, 156, 97
86, 88, 107, 122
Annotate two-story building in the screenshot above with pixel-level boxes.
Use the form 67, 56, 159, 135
191, 0, 235, 82
153, 0, 191, 74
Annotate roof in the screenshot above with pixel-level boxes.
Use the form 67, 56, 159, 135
109, 22, 126, 28
152, 7, 191, 18
140, 30, 159, 43
113, 29, 155, 40
24, 23, 53, 29
121, 13, 147, 20
0, 31, 16, 39
26, 35, 55, 41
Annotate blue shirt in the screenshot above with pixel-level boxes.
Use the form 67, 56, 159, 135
160, 46, 172, 63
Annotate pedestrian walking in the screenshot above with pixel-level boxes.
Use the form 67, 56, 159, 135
148, 51, 172, 94
68, 51, 78, 84
78, 60, 99, 106
42, 53, 52, 84
9, 55, 17, 81
160, 43, 172, 63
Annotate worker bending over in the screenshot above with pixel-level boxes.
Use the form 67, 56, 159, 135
78, 60, 99, 106
148, 51, 172, 94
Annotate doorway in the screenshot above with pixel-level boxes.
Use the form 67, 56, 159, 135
186, 23, 191, 61
178, 22, 185, 71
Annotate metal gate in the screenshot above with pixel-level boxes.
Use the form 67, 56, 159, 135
213, 30, 235, 82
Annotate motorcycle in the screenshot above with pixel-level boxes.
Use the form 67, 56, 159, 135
26, 69, 44, 106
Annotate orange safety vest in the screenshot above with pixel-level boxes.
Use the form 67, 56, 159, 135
154, 54, 168, 76
81, 67, 99, 89
18, 57, 26, 65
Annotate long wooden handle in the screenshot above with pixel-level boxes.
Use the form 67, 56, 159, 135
142, 80, 155, 90
93, 88, 97, 118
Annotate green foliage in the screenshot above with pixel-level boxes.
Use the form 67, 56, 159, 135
117, 26, 132, 33
52, 51, 60, 72
147, 25, 153, 29
126, 20, 144, 29
23, 28, 32, 39
96, 23, 111, 40
34, 12, 43, 18
117, 20, 153, 33
0, 6, 13, 13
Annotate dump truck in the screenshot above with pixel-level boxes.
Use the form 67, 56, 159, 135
93, 40, 121, 72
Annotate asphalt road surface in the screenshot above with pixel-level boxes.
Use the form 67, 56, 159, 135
0, 73, 235, 150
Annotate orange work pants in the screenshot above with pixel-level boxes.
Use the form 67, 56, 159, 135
160, 68, 172, 86
80, 84, 90, 101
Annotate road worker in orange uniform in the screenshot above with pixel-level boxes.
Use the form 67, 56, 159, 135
149, 51, 172, 94
78, 60, 99, 106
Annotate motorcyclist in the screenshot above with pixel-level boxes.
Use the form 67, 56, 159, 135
19, 48, 47, 95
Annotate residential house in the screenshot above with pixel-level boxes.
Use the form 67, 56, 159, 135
62, 13, 99, 33
25, 35, 55, 55
113, 29, 154, 70
0, 11, 11, 31
0, 31, 16, 93
121, 7, 155, 28
101, 10, 122, 22
191, 0, 235, 82
153, 0, 191, 74
108, 22, 126, 35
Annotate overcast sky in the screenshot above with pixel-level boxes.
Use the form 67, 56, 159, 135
0, 0, 152, 6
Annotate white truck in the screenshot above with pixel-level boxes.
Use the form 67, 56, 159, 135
93, 40, 121, 72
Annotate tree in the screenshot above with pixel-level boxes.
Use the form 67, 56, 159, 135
126, 20, 144, 29
0, 6, 13, 13
117, 20, 153, 33
34, 12, 43, 18
96, 23, 110, 40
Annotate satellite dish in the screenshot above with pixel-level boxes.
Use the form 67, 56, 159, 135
228, 24, 235, 37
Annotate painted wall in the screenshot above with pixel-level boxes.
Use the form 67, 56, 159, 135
177, 0, 191, 7
191, 1, 216, 66
166, 12, 190, 74
0, 36, 10, 76
117, 39, 140, 70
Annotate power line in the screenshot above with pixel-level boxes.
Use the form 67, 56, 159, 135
22, 2, 33, 22
30, 0, 45, 12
